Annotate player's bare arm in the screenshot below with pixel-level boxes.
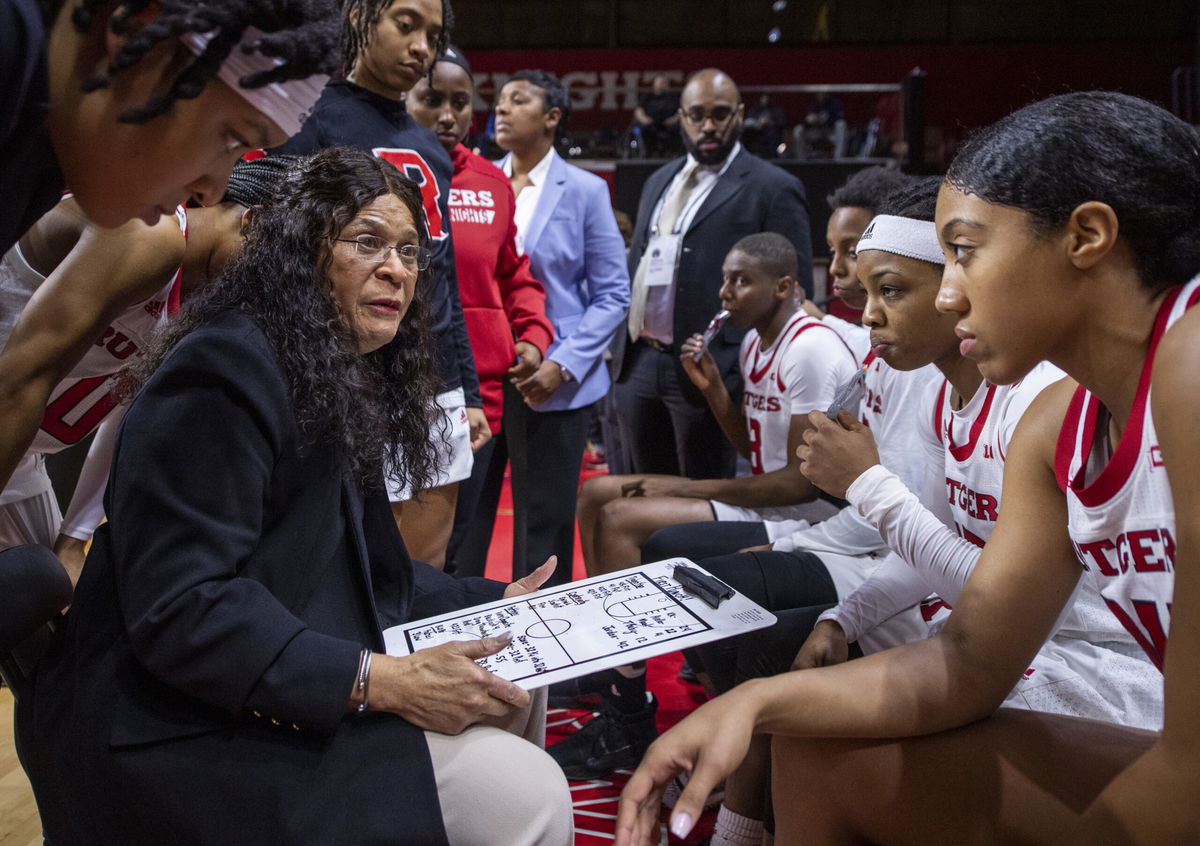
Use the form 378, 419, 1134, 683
0, 201, 185, 492
669, 413, 819, 508
1061, 311, 1200, 844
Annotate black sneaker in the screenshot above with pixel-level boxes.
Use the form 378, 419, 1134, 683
547, 694, 659, 780
547, 670, 610, 709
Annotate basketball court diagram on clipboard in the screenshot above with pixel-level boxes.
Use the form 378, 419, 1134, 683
384, 559, 776, 689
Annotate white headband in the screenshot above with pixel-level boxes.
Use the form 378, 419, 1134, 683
181, 28, 327, 139
855, 214, 945, 266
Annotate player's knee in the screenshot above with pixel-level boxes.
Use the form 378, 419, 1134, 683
597, 496, 639, 537
578, 474, 624, 517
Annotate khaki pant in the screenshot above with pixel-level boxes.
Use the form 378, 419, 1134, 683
425, 688, 573, 846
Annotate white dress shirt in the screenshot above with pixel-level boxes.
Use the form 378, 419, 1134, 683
640, 142, 742, 343
503, 147, 556, 255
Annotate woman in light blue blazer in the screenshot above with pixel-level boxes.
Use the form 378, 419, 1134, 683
452, 70, 629, 586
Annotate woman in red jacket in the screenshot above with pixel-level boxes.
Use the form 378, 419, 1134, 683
407, 46, 555, 576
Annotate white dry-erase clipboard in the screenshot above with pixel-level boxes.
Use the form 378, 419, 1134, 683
383, 558, 777, 690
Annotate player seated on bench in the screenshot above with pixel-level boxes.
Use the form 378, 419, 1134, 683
578, 232, 859, 579
619, 94, 1200, 845
550, 233, 857, 780
670, 177, 1162, 846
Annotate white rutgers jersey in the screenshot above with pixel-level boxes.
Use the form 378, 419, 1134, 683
929, 362, 1065, 550
860, 353, 943, 501
0, 206, 184, 501
739, 311, 858, 475
924, 361, 1129, 642
1057, 276, 1200, 671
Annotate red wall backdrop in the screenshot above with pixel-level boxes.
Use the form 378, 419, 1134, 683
466, 43, 1190, 137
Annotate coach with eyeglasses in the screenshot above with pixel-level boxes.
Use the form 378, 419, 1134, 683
612, 68, 812, 480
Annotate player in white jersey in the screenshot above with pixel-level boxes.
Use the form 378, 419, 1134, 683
551, 233, 856, 781
645, 349, 944, 846
811, 347, 1160, 726
0, 198, 184, 572
0, 157, 291, 581
1055, 278, 1200, 671
672, 178, 1156, 846
643, 351, 943, 667
576, 232, 858, 579
615, 93, 1200, 846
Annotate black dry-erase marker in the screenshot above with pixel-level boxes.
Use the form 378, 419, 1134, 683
672, 564, 734, 608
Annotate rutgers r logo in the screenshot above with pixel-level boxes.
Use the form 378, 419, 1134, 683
372, 148, 449, 241
1149, 446, 1164, 468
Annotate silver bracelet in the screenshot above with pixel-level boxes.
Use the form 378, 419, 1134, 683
355, 648, 373, 713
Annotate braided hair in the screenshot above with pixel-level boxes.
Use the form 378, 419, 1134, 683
222, 155, 298, 207
340, 0, 455, 80
71, 0, 341, 124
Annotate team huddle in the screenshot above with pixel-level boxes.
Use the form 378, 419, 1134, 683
2, 0, 1199, 844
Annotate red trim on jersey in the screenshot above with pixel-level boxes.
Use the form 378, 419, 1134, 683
747, 316, 800, 384
862, 350, 877, 368
1103, 598, 1166, 671
1187, 283, 1200, 310
748, 314, 816, 384
1054, 385, 1090, 493
946, 384, 997, 462
932, 379, 948, 444
1068, 286, 1184, 507
777, 321, 857, 392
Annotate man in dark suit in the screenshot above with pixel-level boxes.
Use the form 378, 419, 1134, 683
612, 68, 812, 480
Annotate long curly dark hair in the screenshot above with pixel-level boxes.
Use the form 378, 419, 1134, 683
126, 148, 442, 491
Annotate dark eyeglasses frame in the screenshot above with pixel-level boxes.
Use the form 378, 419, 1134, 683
334, 235, 431, 271
680, 106, 739, 126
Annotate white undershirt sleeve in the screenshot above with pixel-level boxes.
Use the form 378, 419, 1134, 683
844, 463, 981, 605
817, 552, 933, 642
59, 407, 124, 541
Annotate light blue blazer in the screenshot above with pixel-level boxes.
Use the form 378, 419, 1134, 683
497, 150, 630, 411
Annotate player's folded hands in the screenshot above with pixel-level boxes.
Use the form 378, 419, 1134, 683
369, 635, 530, 735
615, 690, 758, 846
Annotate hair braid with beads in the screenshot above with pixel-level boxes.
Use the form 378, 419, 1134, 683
70, 0, 341, 124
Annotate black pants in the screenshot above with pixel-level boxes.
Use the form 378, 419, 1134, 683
684, 549, 859, 693
614, 341, 735, 479
452, 382, 589, 587
640, 519, 769, 565
445, 436, 496, 575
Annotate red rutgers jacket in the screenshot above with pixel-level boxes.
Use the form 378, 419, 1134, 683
448, 144, 553, 432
